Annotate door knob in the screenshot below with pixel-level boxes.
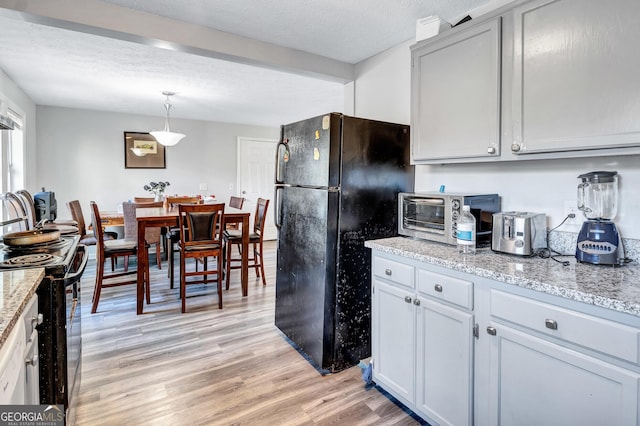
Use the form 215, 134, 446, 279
242, 190, 247, 194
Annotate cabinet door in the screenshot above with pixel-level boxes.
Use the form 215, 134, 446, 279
511, 0, 640, 155
411, 19, 501, 162
371, 278, 416, 404
488, 325, 640, 426
416, 298, 474, 426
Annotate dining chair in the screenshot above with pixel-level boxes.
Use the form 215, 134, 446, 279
67, 199, 118, 243
68, 200, 119, 270
122, 201, 164, 270
166, 197, 202, 288
226, 196, 245, 230
224, 198, 270, 289
89, 201, 143, 314
177, 202, 225, 312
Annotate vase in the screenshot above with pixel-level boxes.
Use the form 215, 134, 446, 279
154, 192, 163, 202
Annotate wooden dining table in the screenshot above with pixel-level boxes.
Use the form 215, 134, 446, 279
133, 205, 250, 314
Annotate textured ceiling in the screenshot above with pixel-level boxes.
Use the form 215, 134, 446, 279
0, 0, 494, 127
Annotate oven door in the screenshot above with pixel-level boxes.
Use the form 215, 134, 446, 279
39, 244, 87, 418
399, 195, 451, 243
59, 245, 87, 415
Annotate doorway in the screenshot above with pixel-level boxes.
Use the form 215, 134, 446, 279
237, 137, 278, 240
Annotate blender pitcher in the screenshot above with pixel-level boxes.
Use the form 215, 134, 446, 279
577, 171, 618, 221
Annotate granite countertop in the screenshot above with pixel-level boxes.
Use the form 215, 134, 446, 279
0, 268, 45, 346
365, 237, 640, 318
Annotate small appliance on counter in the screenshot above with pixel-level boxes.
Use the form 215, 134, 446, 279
492, 212, 547, 256
575, 171, 625, 266
398, 192, 500, 247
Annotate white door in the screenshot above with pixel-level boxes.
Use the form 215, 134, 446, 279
237, 137, 278, 240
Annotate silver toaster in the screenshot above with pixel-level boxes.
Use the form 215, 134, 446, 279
492, 212, 547, 256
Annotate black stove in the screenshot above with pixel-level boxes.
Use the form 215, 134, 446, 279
0, 234, 86, 425
0, 235, 77, 271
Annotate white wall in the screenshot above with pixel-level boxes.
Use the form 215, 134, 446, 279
35, 106, 279, 220
353, 40, 640, 239
353, 40, 412, 125
0, 70, 37, 190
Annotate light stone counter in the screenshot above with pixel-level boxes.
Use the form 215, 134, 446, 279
365, 237, 640, 318
0, 269, 45, 346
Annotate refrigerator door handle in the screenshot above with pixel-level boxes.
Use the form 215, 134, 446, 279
275, 125, 287, 185
274, 185, 283, 229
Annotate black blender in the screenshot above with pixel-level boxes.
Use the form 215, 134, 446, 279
575, 171, 625, 266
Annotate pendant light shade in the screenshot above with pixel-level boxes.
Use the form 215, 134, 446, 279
150, 92, 185, 147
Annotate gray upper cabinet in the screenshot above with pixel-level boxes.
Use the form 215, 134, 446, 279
411, 0, 640, 164
510, 0, 640, 156
411, 19, 502, 163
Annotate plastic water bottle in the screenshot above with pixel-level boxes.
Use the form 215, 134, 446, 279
457, 205, 476, 254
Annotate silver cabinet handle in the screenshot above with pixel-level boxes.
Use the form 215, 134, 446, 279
511, 143, 521, 152
545, 319, 558, 330
487, 326, 497, 336
404, 296, 412, 304
385, 269, 392, 276
487, 146, 496, 154
434, 284, 443, 293
413, 299, 421, 306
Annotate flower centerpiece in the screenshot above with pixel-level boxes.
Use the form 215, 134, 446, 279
144, 181, 170, 201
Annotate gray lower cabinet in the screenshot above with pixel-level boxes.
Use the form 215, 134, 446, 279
372, 252, 474, 426
415, 271, 474, 426
486, 288, 640, 425
370, 248, 640, 425
371, 254, 416, 404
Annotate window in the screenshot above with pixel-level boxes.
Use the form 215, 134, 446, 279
0, 108, 24, 192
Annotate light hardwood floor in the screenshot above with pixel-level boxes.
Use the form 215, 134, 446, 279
75, 241, 422, 425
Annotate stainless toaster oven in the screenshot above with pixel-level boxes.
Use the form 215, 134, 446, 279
398, 192, 501, 246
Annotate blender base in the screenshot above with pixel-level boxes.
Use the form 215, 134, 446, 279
575, 220, 625, 266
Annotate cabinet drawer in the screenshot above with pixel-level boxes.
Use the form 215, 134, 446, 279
490, 290, 640, 364
373, 256, 414, 289
417, 268, 473, 310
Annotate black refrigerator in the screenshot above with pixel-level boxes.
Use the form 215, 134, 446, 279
274, 113, 414, 373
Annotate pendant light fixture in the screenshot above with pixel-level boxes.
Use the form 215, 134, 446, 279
150, 91, 185, 147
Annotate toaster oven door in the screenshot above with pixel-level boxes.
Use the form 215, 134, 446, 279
401, 196, 447, 237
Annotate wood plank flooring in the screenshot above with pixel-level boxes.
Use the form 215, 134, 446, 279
75, 241, 422, 425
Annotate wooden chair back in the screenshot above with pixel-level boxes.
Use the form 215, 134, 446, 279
89, 201, 106, 246
229, 196, 245, 209
166, 196, 201, 208
178, 203, 225, 247
67, 200, 87, 237
253, 198, 270, 236
134, 197, 156, 203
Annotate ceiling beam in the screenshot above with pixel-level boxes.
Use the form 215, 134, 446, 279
0, 0, 355, 83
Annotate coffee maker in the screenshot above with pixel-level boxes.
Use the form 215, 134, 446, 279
575, 171, 625, 266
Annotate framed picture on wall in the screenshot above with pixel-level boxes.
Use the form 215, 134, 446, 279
124, 132, 166, 168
